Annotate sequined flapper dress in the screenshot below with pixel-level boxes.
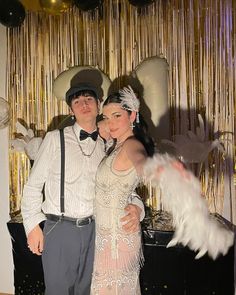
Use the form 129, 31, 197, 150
91, 147, 143, 295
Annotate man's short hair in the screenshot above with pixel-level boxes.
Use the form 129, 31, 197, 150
66, 83, 98, 106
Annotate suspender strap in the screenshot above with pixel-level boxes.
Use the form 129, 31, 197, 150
59, 129, 65, 213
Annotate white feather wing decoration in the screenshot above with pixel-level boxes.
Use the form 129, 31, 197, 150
133, 56, 169, 140
11, 121, 43, 160
134, 56, 168, 126
143, 154, 234, 259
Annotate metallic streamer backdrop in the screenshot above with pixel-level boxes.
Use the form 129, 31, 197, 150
6, 0, 235, 223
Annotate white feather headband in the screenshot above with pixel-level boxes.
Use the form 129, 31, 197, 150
119, 86, 140, 123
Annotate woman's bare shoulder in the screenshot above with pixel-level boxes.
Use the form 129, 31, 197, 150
123, 136, 147, 174
123, 136, 146, 153
124, 136, 143, 146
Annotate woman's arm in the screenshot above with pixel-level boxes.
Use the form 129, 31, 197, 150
123, 137, 148, 175
124, 139, 234, 259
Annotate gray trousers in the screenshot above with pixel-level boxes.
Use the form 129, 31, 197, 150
42, 219, 95, 295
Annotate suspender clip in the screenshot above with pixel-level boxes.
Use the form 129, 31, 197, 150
59, 214, 64, 222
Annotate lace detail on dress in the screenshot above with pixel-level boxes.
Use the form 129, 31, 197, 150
92, 269, 140, 295
91, 149, 143, 295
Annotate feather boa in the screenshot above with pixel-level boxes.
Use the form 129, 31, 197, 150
143, 154, 234, 259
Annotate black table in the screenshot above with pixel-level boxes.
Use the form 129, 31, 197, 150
7, 221, 45, 295
7, 216, 235, 295
140, 225, 235, 295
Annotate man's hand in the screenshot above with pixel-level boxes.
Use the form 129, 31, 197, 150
121, 204, 142, 233
27, 224, 44, 255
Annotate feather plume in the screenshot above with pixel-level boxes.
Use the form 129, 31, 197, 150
11, 121, 43, 160
16, 121, 28, 137
24, 137, 43, 160
119, 85, 140, 112
143, 154, 234, 259
161, 114, 225, 163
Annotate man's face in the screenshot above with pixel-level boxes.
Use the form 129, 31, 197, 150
70, 94, 99, 124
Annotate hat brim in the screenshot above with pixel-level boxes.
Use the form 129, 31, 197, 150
53, 66, 112, 101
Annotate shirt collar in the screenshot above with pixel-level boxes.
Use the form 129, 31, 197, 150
73, 122, 98, 140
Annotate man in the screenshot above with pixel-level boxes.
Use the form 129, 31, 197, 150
21, 71, 143, 295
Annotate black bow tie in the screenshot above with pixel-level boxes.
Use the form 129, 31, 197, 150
80, 130, 98, 141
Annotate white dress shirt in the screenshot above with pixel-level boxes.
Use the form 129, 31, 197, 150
21, 123, 105, 235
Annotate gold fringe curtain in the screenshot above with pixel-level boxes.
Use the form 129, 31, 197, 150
7, 0, 236, 222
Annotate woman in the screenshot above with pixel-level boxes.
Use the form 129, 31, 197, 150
91, 88, 153, 295
91, 87, 234, 294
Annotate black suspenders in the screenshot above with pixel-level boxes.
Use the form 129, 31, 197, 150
59, 129, 65, 214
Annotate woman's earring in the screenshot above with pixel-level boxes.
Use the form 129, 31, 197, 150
130, 121, 134, 129
71, 114, 75, 120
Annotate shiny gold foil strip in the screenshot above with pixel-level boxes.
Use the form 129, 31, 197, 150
6, 0, 235, 223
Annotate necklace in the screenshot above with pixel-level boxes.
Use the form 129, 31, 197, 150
114, 140, 125, 151
106, 140, 126, 157
72, 126, 98, 157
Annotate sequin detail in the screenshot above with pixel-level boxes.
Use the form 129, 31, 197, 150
91, 148, 143, 295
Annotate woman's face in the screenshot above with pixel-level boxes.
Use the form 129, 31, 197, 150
102, 103, 135, 142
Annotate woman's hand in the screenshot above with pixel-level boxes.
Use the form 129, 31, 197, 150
156, 160, 191, 180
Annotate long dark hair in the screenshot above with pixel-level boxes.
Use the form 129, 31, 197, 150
102, 92, 155, 156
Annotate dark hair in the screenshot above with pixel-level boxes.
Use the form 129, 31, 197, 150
68, 90, 97, 107
103, 92, 155, 156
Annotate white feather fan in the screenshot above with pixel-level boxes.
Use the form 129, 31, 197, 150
143, 154, 234, 259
